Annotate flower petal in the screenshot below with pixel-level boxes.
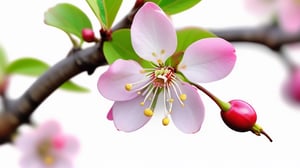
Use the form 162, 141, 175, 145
52, 134, 79, 157
245, 0, 276, 16
178, 38, 236, 83
171, 82, 205, 133
97, 59, 145, 101
278, 0, 300, 33
112, 96, 151, 132
131, 2, 177, 64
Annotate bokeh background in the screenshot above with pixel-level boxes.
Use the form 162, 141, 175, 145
1, 0, 300, 167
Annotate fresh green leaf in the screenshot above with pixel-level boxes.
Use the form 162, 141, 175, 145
6, 57, 89, 92
44, 3, 93, 42
158, 0, 201, 15
60, 81, 89, 92
103, 29, 151, 67
176, 27, 216, 52
6, 58, 49, 76
146, 0, 162, 4
86, 0, 102, 24
97, 0, 122, 29
0, 45, 7, 74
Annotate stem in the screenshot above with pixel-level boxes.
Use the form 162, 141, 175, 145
191, 83, 231, 111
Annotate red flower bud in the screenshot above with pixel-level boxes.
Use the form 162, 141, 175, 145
221, 99, 272, 142
81, 28, 95, 42
221, 100, 257, 132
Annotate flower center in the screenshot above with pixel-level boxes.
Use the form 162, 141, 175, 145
125, 66, 187, 126
37, 140, 56, 165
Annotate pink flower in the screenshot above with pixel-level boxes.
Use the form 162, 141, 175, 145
245, 0, 300, 33
15, 120, 79, 168
98, 2, 236, 133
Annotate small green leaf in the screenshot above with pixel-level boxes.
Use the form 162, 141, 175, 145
146, 0, 162, 4
6, 58, 49, 76
103, 29, 151, 67
60, 81, 89, 92
86, 0, 102, 24
158, 0, 201, 15
44, 3, 93, 42
98, 0, 123, 29
86, 0, 122, 29
176, 27, 216, 52
0, 45, 8, 75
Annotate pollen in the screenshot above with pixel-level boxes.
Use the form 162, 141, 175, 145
43, 155, 55, 165
152, 52, 157, 57
160, 49, 165, 55
162, 117, 170, 126
157, 59, 163, 65
125, 84, 132, 91
144, 108, 153, 117
140, 102, 145, 106
180, 94, 187, 101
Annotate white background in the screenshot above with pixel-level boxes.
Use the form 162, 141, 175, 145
1, 0, 300, 167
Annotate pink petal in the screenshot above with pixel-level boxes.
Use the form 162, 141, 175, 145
112, 96, 152, 132
97, 59, 145, 101
106, 107, 113, 120
171, 82, 205, 133
278, 0, 300, 33
178, 38, 236, 83
52, 134, 79, 157
19, 155, 44, 168
131, 2, 177, 64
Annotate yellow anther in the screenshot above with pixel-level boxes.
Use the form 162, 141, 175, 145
152, 52, 157, 57
168, 98, 174, 103
162, 117, 170, 126
43, 155, 55, 165
144, 108, 153, 117
125, 84, 132, 91
157, 59, 163, 65
140, 102, 145, 106
160, 49, 165, 55
180, 94, 187, 101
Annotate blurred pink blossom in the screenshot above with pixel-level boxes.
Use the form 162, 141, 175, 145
15, 120, 79, 168
245, 0, 300, 33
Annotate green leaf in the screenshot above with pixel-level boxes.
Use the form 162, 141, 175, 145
146, 0, 162, 4
60, 81, 89, 92
86, 0, 102, 25
44, 3, 93, 42
6, 57, 89, 92
86, 0, 122, 29
98, 0, 123, 29
6, 58, 49, 76
0, 45, 7, 74
103, 29, 151, 67
158, 0, 201, 15
176, 27, 216, 52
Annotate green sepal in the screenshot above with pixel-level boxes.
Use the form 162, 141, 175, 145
103, 29, 152, 68
44, 3, 93, 44
86, 0, 122, 30
158, 0, 201, 15
0, 45, 8, 82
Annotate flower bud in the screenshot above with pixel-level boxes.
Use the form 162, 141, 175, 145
221, 100, 257, 132
221, 99, 272, 142
283, 68, 300, 103
81, 28, 95, 42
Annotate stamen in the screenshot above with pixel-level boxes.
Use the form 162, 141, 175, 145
144, 108, 153, 117
152, 52, 157, 57
180, 94, 187, 101
162, 117, 170, 126
160, 49, 166, 55
125, 84, 132, 91
157, 59, 163, 66
43, 155, 55, 165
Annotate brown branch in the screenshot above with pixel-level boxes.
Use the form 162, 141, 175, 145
212, 25, 300, 51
